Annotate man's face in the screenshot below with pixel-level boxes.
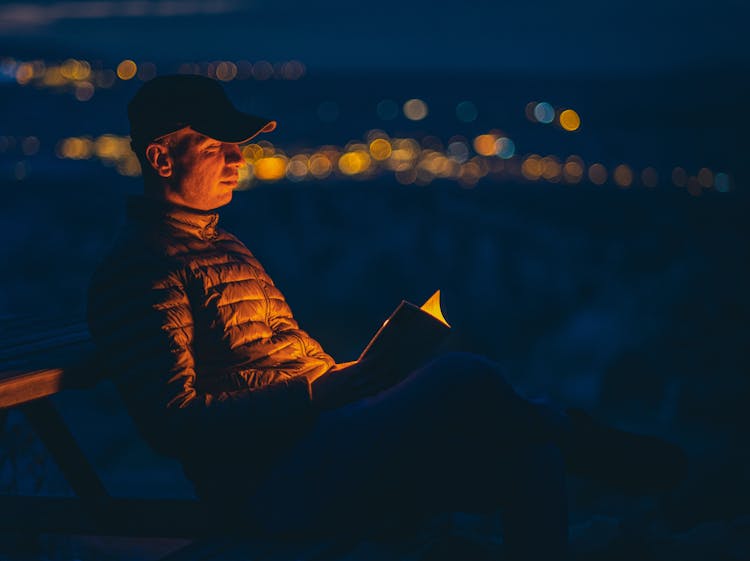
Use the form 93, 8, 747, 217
157, 127, 244, 211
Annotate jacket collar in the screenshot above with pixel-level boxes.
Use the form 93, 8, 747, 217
127, 195, 220, 241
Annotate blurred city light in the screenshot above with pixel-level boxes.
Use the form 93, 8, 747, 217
495, 137, 515, 159
533, 102, 555, 124
369, 138, 392, 160
672, 167, 687, 187
641, 167, 659, 187
473, 133, 498, 157
714, 172, 731, 192
116, 59, 137, 80
559, 109, 581, 131
403, 99, 428, 121
613, 164, 633, 188
588, 163, 607, 185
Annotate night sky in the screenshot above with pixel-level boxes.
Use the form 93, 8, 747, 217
1, 0, 747, 73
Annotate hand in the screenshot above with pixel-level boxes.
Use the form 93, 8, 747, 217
310, 358, 395, 411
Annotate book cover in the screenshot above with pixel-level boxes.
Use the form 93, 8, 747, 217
357, 290, 451, 371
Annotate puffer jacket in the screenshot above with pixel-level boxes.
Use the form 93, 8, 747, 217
87, 195, 335, 499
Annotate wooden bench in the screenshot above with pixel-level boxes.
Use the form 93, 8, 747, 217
0, 314, 378, 560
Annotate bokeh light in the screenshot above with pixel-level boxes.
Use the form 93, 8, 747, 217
672, 167, 687, 187
588, 163, 607, 185
541, 156, 561, 181
533, 102, 555, 124
456, 101, 478, 123
285, 155, 309, 182
21, 136, 40, 156
252, 61, 273, 80
613, 164, 633, 188
447, 141, 469, 163
369, 138, 392, 161
137, 62, 157, 81
559, 109, 581, 131
641, 167, 659, 187
309, 153, 333, 178
521, 155, 543, 180
697, 167, 713, 188
473, 134, 498, 157
403, 99, 428, 121
714, 172, 731, 192
74, 82, 95, 101
116, 60, 137, 80
215, 61, 237, 81
254, 156, 287, 181
563, 157, 584, 183
494, 137, 515, 159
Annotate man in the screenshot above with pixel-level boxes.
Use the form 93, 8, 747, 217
87, 75, 686, 560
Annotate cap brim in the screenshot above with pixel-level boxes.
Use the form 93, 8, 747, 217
192, 108, 276, 144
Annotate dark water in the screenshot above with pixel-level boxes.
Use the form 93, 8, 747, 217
1, 70, 749, 558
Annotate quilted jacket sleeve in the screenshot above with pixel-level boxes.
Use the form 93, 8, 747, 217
87, 252, 316, 458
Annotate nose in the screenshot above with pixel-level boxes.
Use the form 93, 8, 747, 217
224, 143, 243, 167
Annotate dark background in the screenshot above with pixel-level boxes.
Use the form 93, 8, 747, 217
1, 1, 749, 559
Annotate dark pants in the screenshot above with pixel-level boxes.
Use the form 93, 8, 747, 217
246, 352, 570, 560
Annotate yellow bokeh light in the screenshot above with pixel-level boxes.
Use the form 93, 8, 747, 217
559, 109, 581, 131
369, 138, 392, 160
59, 137, 94, 160
15, 63, 34, 84
309, 154, 333, 178
117, 60, 137, 80
338, 151, 372, 175
613, 164, 633, 187
242, 144, 264, 163
116, 155, 142, 177
403, 99, 428, 121
254, 156, 288, 181
473, 134, 498, 157
588, 163, 607, 185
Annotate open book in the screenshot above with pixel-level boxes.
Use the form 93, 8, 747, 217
357, 290, 451, 371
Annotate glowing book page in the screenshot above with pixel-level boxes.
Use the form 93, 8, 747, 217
357, 290, 451, 366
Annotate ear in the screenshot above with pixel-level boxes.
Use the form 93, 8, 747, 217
145, 142, 173, 178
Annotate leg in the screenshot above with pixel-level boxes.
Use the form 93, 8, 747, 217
245, 352, 570, 558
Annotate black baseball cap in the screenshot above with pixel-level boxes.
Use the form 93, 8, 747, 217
127, 74, 276, 150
